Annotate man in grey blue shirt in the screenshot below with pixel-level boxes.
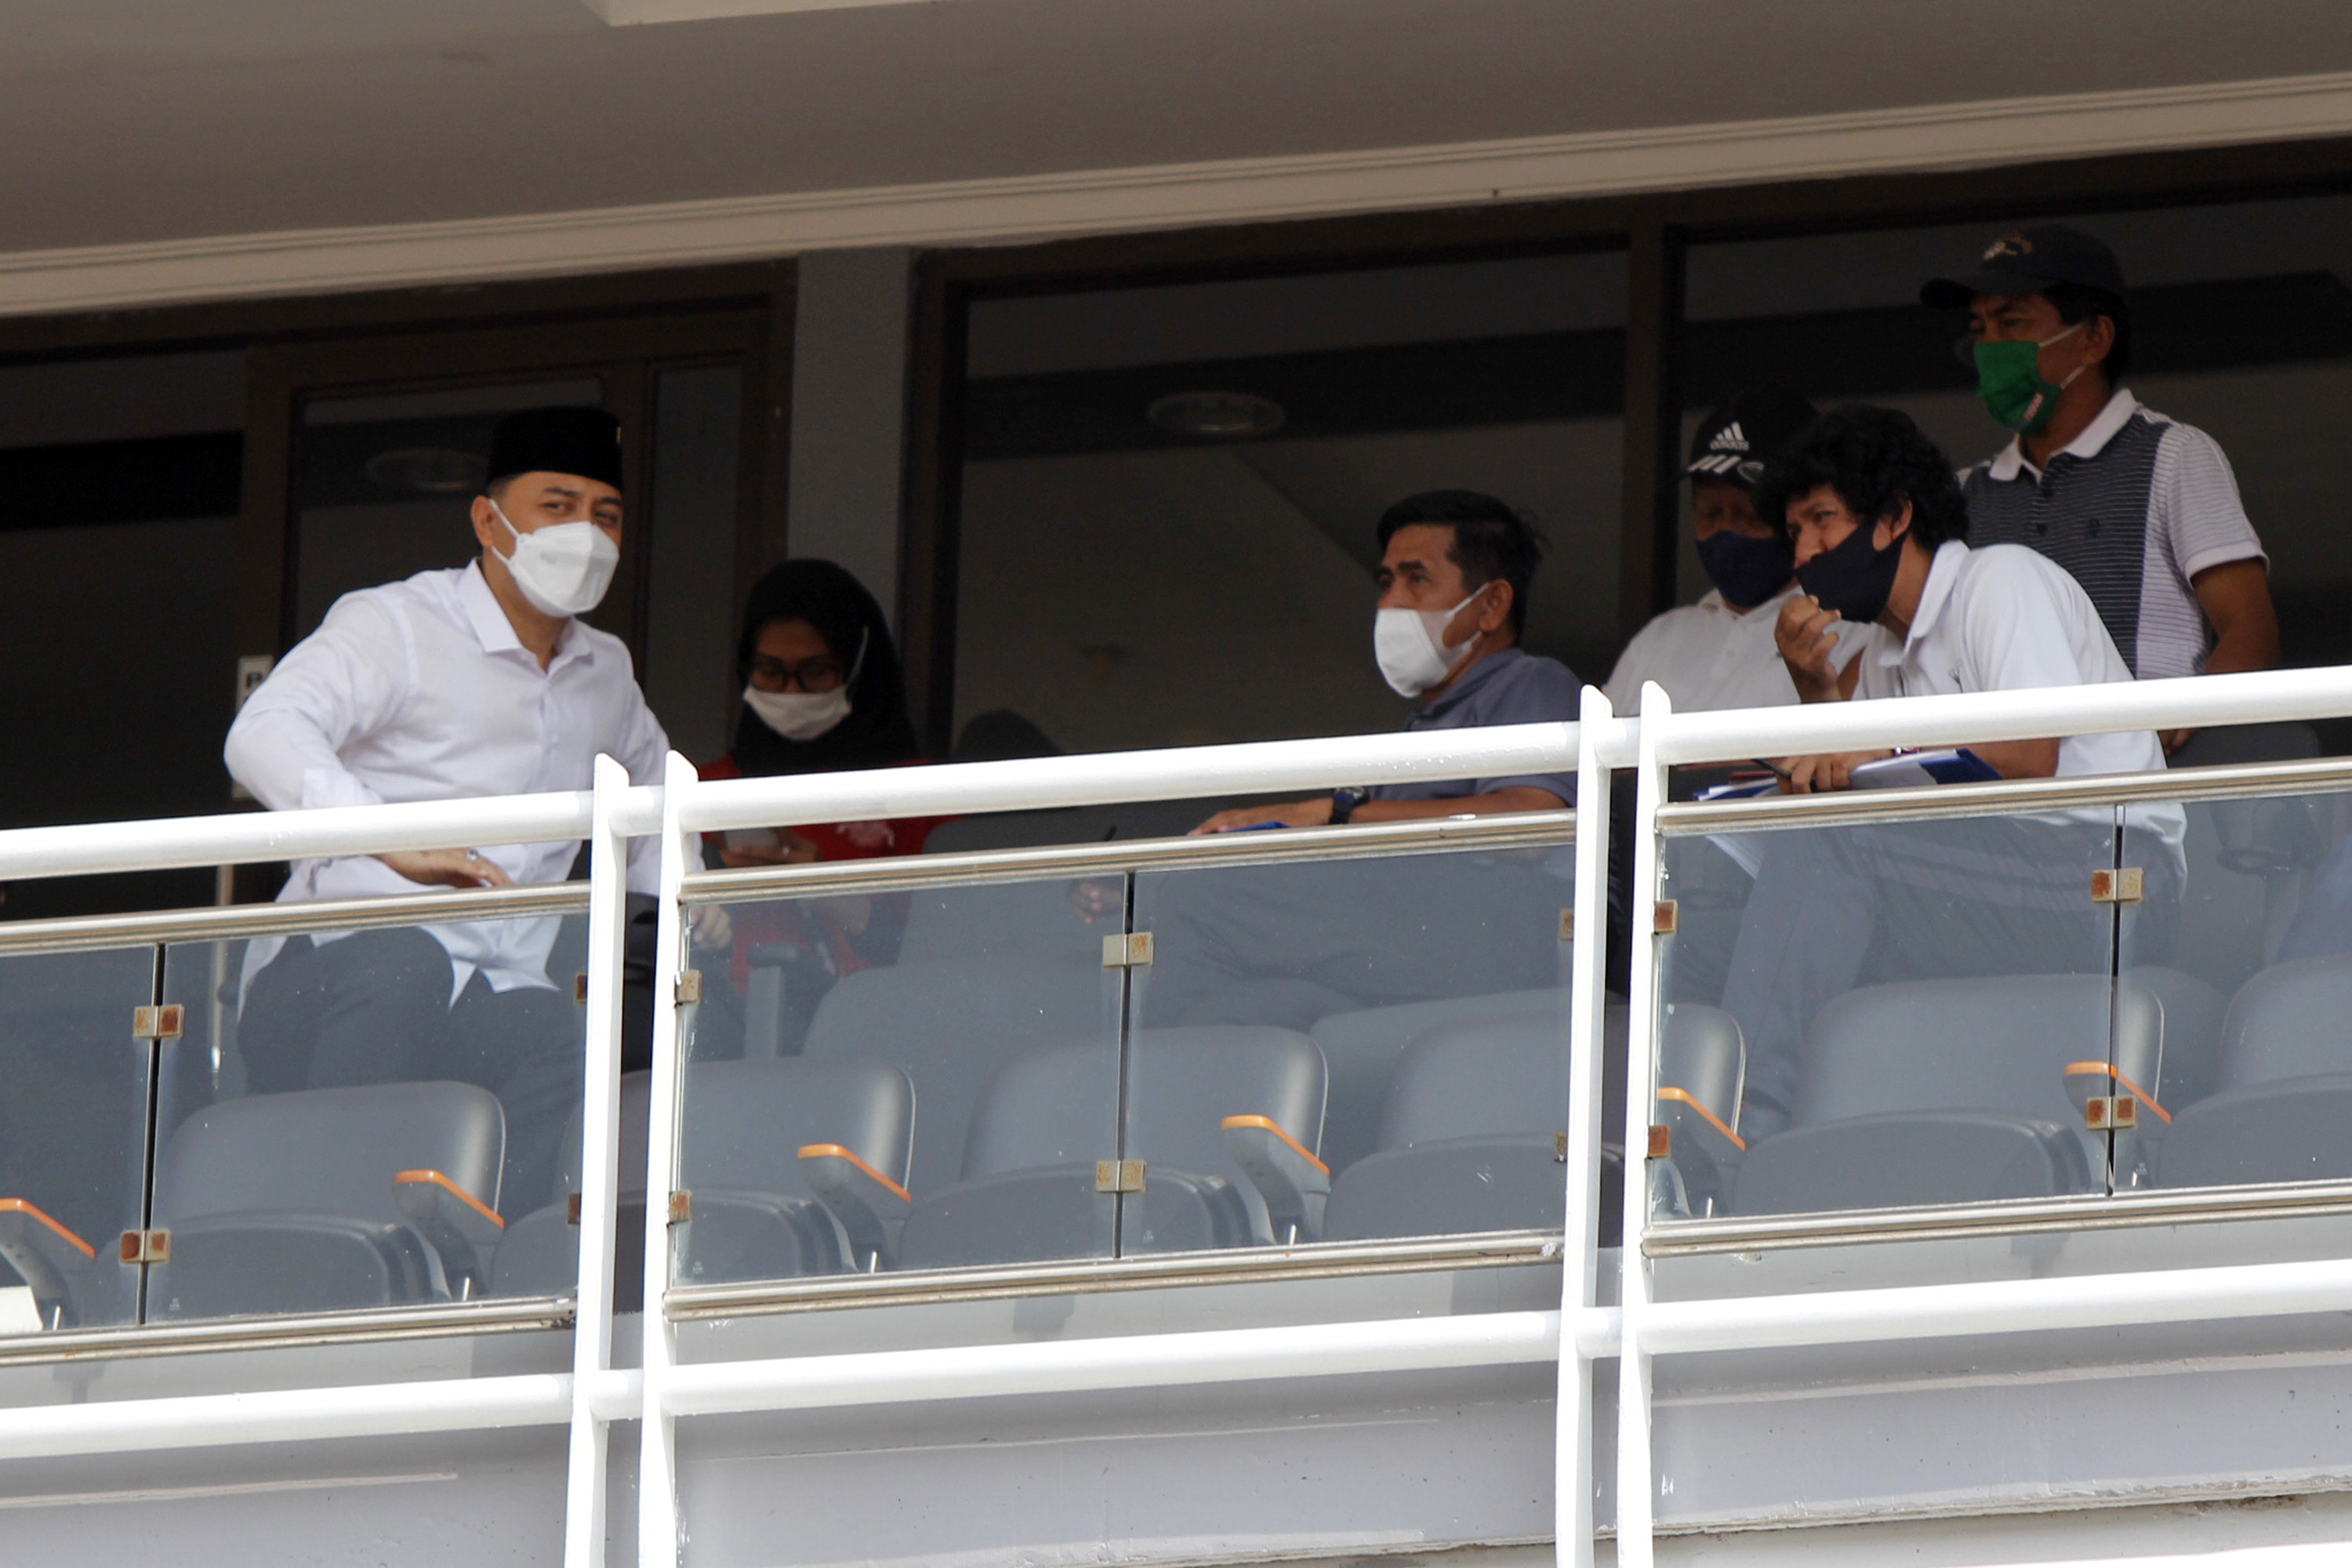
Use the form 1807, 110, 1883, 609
1193, 490, 1578, 833
1153, 493, 1580, 1036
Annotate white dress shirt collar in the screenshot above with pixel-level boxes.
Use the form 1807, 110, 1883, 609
456, 557, 596, 672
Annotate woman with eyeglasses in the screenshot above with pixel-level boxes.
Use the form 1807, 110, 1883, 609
700, 560, 951, 1051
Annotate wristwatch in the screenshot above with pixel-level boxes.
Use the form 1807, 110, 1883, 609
1330, 786, 1371, 826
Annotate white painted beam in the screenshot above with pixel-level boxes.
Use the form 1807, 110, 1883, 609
8, 71, 2352, 318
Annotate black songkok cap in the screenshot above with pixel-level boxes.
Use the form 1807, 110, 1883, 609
485, 405, 625, 493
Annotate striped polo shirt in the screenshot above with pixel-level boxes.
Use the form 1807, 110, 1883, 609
1958, 388, 2266, 682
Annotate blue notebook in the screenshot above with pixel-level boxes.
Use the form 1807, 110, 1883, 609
1693, 777, 1780, 802
1848, 747, 2002, 789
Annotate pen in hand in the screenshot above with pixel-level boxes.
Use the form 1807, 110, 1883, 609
1751, 758, 1793, 780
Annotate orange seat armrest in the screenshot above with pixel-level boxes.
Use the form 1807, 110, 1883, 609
1219, 1115, 1329, 1176
0, 1198, 96, 1260
394, 1170, 505, 1228
798, 1144, 911, 1203
1656, 1087, 1745, 1152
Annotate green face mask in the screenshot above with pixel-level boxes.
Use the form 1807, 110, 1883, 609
1973, 321, 2085, 436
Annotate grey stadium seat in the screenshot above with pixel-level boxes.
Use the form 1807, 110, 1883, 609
2156, 954, 2352, 1189
494, 1059, 916, 1296
676, 1057, 916, 1283
147, 1082, 505, 1319
1319, 1001, 1739, 1244
895, 1026, 1325, 1271
1730, 974, 2168, 1216
1307, 988, 1565, 1178
802, 956, 1109, 1199
490, 1069, 653, 1307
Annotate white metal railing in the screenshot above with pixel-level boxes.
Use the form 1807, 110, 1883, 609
1602, 666, 2352, 1568
2, 667, 2352, 1567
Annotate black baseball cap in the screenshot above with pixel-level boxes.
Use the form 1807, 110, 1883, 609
1686, 389, 1819, 490
1921, 223, 2128, 309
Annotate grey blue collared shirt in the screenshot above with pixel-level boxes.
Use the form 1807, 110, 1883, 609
1368, 646, 1581, 807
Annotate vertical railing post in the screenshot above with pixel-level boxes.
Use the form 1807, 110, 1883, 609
561, 755, 633, 1568
639, 751, 699, 1568
1614, 683, 1671, 1568
1556, 698, 1613, 1568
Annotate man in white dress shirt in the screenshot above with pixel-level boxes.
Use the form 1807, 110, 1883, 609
225, 405, 671, 1207
1716, 405, 2177, 1140
1604, 389, 1821, 716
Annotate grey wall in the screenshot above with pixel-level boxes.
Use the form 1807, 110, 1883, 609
787, 247, 916, 627
955, 416, 1622, 756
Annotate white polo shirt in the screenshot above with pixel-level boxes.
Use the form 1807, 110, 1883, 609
1606, 585, 1863, 715
227, 561, 668, 996
1847, 539, 2180, 855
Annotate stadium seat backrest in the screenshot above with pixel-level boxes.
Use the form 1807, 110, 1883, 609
1374, 1011, 1565, 1150
1125, 1025, 1326, 1177
802, 956, 1109, 1196
1657, 1002, 1745, 1130
956, 1040, 1116, 1180
684, 1058, 914, 1191
2213, 954, 2352, 1091
1791, 975, 2162, 1129
1308, 988, 1563, 1172
154, 1081, 506, 1225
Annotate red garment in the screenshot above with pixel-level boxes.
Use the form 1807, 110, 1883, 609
698, 755, 956, 989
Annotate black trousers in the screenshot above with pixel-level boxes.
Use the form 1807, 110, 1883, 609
238, 929, 583, 1211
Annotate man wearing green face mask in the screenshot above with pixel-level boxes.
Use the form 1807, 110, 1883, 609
1924, 225, 2278, 753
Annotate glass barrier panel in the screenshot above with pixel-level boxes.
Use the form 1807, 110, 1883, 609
2115, 780, 2352, 1196
673, 870, 1127, 1287
0, 944, 156, 1331
1125, 840, 1580, 1252
1657, 804, 2122, 1223
156, 911, 586, 1320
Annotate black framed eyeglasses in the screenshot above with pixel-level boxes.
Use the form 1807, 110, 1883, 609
746, 654, 848, 693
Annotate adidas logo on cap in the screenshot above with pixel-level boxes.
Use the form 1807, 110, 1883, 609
1689, 420, 1751, 474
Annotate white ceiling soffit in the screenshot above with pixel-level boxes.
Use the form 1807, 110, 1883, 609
5, 68, 2352, 321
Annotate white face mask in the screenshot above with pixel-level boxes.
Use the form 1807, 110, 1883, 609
742, 683, 851, 742
491, 501, 619, 619
1373, 586, 1489, 698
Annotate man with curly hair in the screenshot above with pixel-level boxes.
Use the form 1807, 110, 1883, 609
1705, 405, 2180, 1143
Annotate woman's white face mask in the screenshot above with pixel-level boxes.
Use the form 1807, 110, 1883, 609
743, 625, 866, 742
491, 500, 619, 619
1372, 586, 1487, 697
742, 684, 851, 742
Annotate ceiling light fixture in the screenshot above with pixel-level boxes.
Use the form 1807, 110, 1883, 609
1146, 390, 1287, 441
365, 447, 488, 495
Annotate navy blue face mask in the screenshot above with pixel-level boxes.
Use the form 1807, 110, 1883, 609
1795, 517, 1904, 626
1695, 529, 1795, 611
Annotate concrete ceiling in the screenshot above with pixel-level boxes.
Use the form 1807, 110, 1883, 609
7, 1, 2352, 256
